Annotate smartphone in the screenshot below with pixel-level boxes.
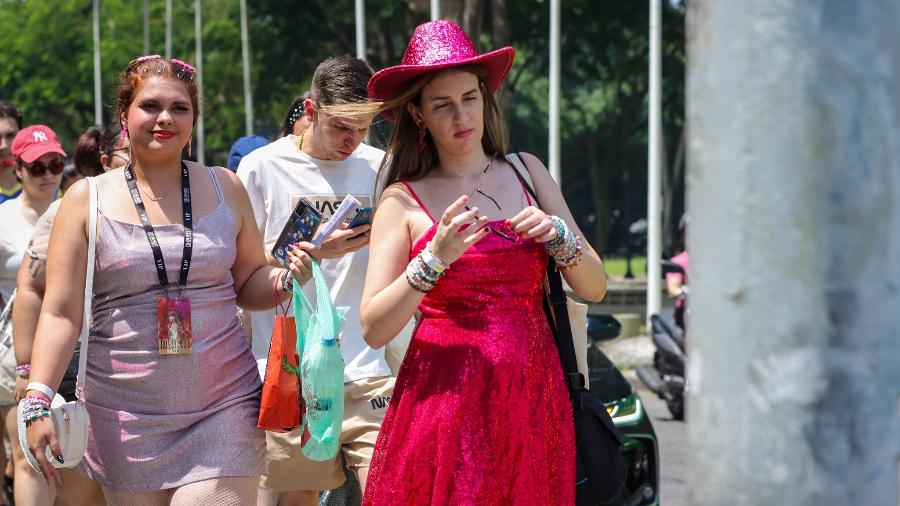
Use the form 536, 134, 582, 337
271, 198, 323, 264
347, 206, 375, 228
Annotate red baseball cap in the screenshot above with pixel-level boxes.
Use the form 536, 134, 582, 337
12, 125, 67, 163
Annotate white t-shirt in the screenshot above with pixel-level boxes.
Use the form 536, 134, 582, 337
237, 135, 389, 383
0, 198, 38, 304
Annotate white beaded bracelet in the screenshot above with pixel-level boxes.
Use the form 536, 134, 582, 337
26, 381, 54, 400
421, 242, 448, 274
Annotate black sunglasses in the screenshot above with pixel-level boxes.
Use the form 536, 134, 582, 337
465, 205, 518, 242
21, 158, 64, 177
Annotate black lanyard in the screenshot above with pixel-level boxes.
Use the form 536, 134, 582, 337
124, 162, 193, 291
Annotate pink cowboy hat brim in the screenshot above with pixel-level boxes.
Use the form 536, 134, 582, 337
368, 46, 515, 121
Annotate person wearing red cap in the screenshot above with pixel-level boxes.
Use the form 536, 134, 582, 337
358, 20, 607, 505
0, 102, 24, 204
0, 124, 64, 505
0, 125, 65, 306
7, 123, 131, 506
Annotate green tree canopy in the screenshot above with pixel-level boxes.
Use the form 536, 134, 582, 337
0, 0, 685, 254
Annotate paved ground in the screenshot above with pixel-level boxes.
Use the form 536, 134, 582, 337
602, 334, 687, 506
632, 375, 687, 506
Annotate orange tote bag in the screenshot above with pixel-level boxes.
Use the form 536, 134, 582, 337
257, 290, 303, 432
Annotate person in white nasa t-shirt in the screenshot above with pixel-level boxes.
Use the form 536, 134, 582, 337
237, 56, 391, 506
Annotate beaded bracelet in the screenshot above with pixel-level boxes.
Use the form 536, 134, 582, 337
546, 216, 568, 248
20, 396, 51, 425
546, 216, 580, 263
279, 268, 294, 293
15, 364, 30, 378
405, 248, 446, 293
420, 243, 448, 274
406, 260, 436, 292
557, 236, 584, 269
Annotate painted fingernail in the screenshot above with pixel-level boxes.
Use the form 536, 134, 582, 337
56, 455, 64, 464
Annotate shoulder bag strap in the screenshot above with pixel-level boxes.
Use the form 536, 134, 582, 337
506, 153, 584, 392
76, 178, 98, 400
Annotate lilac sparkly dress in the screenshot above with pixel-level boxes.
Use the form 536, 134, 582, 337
79, 167, 264, 491
362, 182, 575, 505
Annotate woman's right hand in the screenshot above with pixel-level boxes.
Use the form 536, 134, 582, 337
430, 195, 491, 266
26, 415, 63, 485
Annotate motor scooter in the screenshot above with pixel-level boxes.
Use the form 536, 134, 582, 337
636, 260, 687, 420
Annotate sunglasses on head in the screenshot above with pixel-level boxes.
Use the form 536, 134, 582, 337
21, 158, 64, 177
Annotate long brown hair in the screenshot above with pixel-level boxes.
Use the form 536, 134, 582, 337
377, 65, 508, 191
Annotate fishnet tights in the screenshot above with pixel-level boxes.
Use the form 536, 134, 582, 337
102, 476, 259, 506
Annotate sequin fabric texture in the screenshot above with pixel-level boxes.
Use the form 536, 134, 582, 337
401, 19, 474, 66
363, 187, 575, 505
79, 169, 264, 491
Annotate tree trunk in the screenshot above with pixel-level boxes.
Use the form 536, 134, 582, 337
586, 131, 611, 252
462, 0, 485, 43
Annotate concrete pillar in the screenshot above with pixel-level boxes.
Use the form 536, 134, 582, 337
686, 2, 900, 505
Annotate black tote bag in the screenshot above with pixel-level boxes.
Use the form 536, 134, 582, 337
508, 153, 627, 504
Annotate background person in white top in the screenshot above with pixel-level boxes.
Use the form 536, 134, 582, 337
237, 56, 391, 506
0, 124, 63, 506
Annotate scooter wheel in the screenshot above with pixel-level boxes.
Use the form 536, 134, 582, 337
666, 397, 684, 420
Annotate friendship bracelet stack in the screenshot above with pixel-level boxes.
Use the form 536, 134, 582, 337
279, 268, 294, 293
546, 215, 583, 269
15, 364, 30, 378
20, 396, 51, 425
406, 242, 448, 293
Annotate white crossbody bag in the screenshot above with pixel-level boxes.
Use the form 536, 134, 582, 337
17, 177, 97, 472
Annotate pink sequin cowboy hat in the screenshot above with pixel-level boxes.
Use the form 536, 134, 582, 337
368, 19, 515, 120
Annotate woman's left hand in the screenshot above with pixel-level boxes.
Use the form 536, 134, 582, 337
286, 242, 315, 286
507, 206, 557, 243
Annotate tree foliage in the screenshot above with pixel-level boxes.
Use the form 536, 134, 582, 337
0, 0, 685, 254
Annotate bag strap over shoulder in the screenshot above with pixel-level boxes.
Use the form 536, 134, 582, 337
76, 178, 98, 399
506, 153, 585, 393
505, 153, 538, 205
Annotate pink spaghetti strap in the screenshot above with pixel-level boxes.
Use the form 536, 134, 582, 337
401, 181, 437, 224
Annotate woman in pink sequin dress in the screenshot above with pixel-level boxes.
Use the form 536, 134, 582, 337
23, 56, 313, 504
359, 21, 607, 505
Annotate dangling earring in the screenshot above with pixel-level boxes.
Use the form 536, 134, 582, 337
187, 136, 193, 158
417, 125, 427, 152
120, 122, 128, 142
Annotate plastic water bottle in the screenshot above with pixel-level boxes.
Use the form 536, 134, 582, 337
295, 261, 347, 462
301, 334, 345, 461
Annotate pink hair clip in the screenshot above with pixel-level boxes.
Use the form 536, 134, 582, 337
133, 54, 162, 64
171, 59, 196, 74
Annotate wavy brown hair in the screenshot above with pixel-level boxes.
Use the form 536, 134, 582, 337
376, 65, 508, 192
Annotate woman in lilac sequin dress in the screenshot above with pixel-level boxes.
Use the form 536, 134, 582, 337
359, 21, 608, 505
24, 56, 312, 504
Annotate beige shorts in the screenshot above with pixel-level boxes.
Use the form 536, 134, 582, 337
261, 375, 394, 492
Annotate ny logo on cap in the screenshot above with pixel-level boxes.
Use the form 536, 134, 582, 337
32, 130, 48, 143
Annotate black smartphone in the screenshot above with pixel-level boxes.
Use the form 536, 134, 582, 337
271, 198, 323, 264
347, 206, 375, 228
